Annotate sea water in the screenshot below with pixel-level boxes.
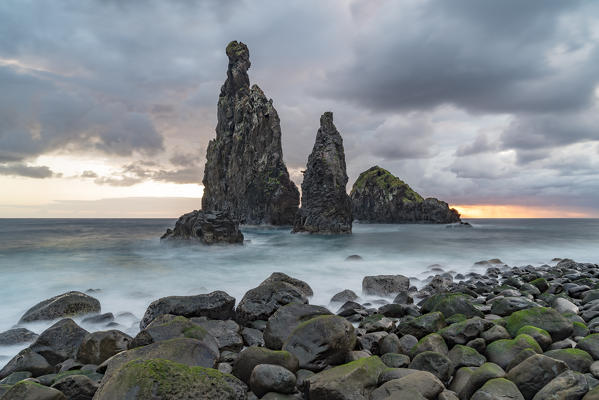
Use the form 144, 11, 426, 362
0, 218, 598, 366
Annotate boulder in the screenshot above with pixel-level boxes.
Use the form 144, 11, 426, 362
439, 317, 492, 346
490, 297, 538, 317
201, 41, 299, 225
76, 330, 132, 365
0, 348, 53, 379
191, 319, 243, 352
241, 327, 264, 347
485, 334, 542, 370
481, 325, 511, 343
283, 315, 356, 371
236, 281, 307, 325
396, 312, 447, 339
264, 303, 332, 350
19, 292, 100, 323
532, 370, 588, 400
94, 359, 247, 400
458, 362, 506, 400
232, 347, 299, 384
409, 351, 454, 383
249, 364, 296, 398
381, 353, 411, 368
0, 380, 66, 400
30, 319, 88, 366
420, 293, 483, 319
292, 112, 353, 234
306, 356, 387, 400
370, 370, 445, 400
362, 275, 410, 297
351, 165, 461, 224
379, 333, 402, 355
449, 345, 486, 369
331, 290, 358, 303
0, 371, 32, 385
471, 378, 524, 400
577, 334, 599, 359
506, 354, 569, 400
130, 315, 218, 351
411, 333, 448, 357
260, 272, 313, 297
0, 328, 38, 346
516, 325, 552, 350
544, 348, 593, 372
160, 210, 244, 244
51, 374, 99, 400
140, 290, 236, 329
505, 307, 573, 341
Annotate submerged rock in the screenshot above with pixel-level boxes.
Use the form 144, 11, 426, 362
351, 166, 461, 224
201, 41, 299, 225
293, 112, 353, 234
160, 210, 243, 244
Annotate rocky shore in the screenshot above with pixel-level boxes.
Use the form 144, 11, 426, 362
1, 258, 599, 399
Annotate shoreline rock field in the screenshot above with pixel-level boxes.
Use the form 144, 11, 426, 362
2, 258, 599, 399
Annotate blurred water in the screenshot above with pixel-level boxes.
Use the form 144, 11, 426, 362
0, 218, 598, 365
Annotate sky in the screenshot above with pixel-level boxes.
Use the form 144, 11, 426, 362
1, 0, 599, 218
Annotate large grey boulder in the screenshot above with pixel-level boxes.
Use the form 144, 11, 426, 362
249, 364, 296, 398
232, 346, 299, 384
283, 315, 356, 371
51, 374, 99, 400
370, 370, 445, 400
264, 303, 332, 350
29, 319, 88, 366
362, 275, 410, 297
19, 291, 100, 323
471, 378, 524, 400
532, 370, 588, 400
292, 112, 353, 234
260, 272, 314, 298
236, 281, 307, 325
191, 319, 243, 352
0, 380, 66, 400
506, 354, 569, 400
201, 40, 299, 225
160, 210, 244, 244
351, 165, 460, 224
0, 328, 38, 346
0, 348, 53, 379
75, 330, 132, 365
409, 351, 454, 383
140, 290, 235, 329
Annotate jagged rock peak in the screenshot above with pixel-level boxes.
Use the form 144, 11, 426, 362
293, 112, 353, 234
201, 41, 300, 225
351, 165, 461, 224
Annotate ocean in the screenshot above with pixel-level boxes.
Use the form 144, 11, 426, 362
0, 218, 598, 366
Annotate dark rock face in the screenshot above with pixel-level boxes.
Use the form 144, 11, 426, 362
351, 166, 461, 224
19, 291, 100, 323
0, 328, 38, 346
201, 41, 299, 225
293, 112, 353, 234
160, 210, 243, 244
29, 319, 89, 366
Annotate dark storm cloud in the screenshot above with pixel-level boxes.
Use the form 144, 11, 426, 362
0, 162, 59, 178
455, 134, 499, 156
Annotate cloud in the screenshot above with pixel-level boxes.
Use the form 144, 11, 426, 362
80, 170, 98, 178
368, 114, 437, 160
456, 134, 498, 156
0, 162, 59, 178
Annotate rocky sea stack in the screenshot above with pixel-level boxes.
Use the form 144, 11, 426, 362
351, 166, 461, 224
201, 41, 299, 225
160, 210, 243, 244
293, 112, 353, 234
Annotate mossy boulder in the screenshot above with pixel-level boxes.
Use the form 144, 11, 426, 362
411, 333, 448, 357
506, 354, 568, 400
94, 359, 247, 400
458, 362, 506, 400
370, 370, 444, 400
544, 348, 593, 372
515, 325, 552, 350
232, 346, 299, 384
485, 334, 542, 370
264, 303, 332, 350
283, 315, 356, 371
130, 314, 218, 351
19, 291, 100, 323
76, 329, 132, 365
573, 321, 590, 337
576, 334, 599, 359
439, 317, 492, 346
1, 380, 67, 399
306, 356, 387, 400
448, 345, 486, 369
490, 297, 538, 317
420, 293, 483, 319
530, 278, 549, 293
505, 307, 573, 341
396, 312, 447, 339
409, 351, 454, 383
531, 370, 588, 400
471, 378, 524, 400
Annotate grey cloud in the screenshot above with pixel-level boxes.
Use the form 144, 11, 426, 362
153, 167, 203, 185
368, 116, 436, 160
81, 170, 98, 178
0, 162, 58, 178
456, 134, 498, 156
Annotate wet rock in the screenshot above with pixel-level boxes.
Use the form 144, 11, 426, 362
76, 330, 132, 365
544, 348, 593, 372
577, 334, 599, 359
292, 112, 353, 234
362, 274, 410, 297
409, 351, 454, 383
490, 297, 538, 317
0, 348, 53, 379
506, 354, 569, 400
81, 313, 114, 325
396, 312, 447, 338
160, 210, 244, 244
264, 303, 331, 350
236, 281, 307, 325
411, 333, 448, 357
458, 362, 506, 399
481, 325, 511, 343
532, 370, 588, 400
19, 291, 100, 323
516, 325, 552, 350
140, 290, 236, 329
351, 165, 460, 224
94, 359, 247, 400
381, 353, 411, 368
0, 328, 38, 346
249, 364, 296, 398
30, 319, 88, 366
130, 315, 218, 351
306, 356, 387, 400
439, 317, 492, 346
471, 378, 524, 400
201, 41, 299, 225
260, 272, 313, 297
283, 315, 356, 371
485, 334, 542, 370
331, 289, 358, 303
371, 370, 445, 400
51, 374, 99, 400
505, 307, 573, 341
0, 380, 66, 400
0, 371, 32, 385
379, 333, 401, 355
449, 345, 486, 368
420, 293, 484, 319
232, 346, 298, 384
191, 319, 243, 352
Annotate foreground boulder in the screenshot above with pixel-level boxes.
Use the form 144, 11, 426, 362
75, 330, 132, 365
19, 291, 100, 323
506, 354, 568, 400
371, 370, 445, 400
306, 356, 387, 400
1, 380, 66, 400
236, 281, 307, 325
504, 307, 573, 341
292, 112, 353, 234
94, 359, 247, 400
471, 378, 524, 400
160, 210, 243, 244
140, 290, 235, 329
283, 315, 356, 371
29, 318, 88, 366
130, 314, 219, 351
249, 364, 297, 398
51, 374, 99, 400
0, 348, 53, 379
264, 303, 332, 350
532, 370, 588, 400
201, 40, 299, 225
351, 165, 461, 224
232, 346, 299, 384
362, 274, 410, 297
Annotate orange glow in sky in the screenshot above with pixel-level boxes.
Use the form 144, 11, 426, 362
452, 204, 592, 219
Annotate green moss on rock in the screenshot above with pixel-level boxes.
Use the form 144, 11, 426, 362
505, 307, 573, 341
